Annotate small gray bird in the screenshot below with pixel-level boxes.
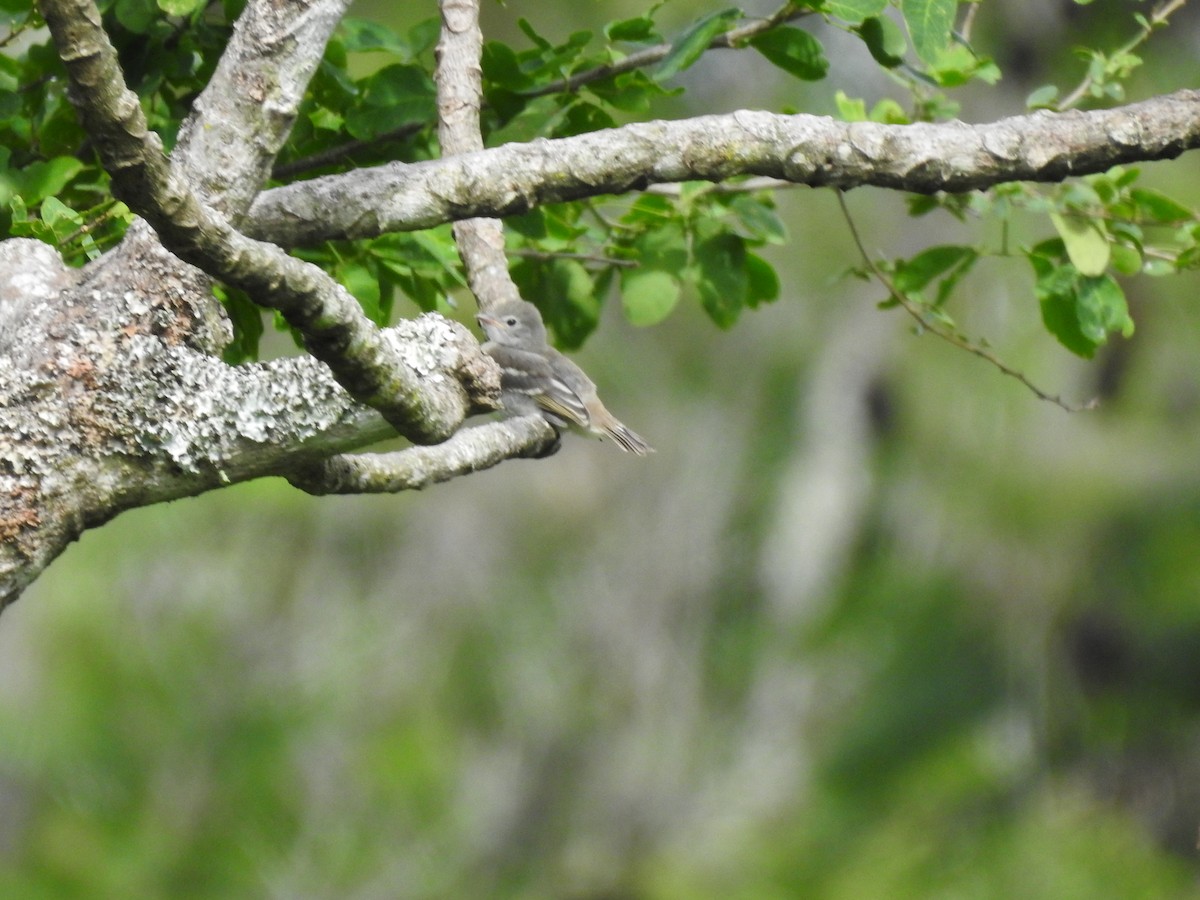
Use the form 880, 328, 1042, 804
477, 300, 653, 455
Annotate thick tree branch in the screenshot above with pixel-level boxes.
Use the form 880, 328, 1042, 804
38, 0, 498, 443
173, 0, 353, 218
0, 236, 481, 609
246, 90, 1200, 247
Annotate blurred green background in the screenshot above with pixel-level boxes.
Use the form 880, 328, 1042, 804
4, 0, 1200, 896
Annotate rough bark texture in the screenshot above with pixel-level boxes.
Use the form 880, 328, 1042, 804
246, 91, 1200, 247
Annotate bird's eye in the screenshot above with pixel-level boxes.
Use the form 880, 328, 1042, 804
505, 317, 518, 326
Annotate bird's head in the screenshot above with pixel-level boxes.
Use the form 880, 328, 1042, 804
476, 300, 549, 348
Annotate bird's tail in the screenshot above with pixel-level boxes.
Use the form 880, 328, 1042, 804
604, 419, 654, 456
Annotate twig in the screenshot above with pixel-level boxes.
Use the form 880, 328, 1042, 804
510, 248, 637, 267
0, 14, 34, 49
58, 199, 125, 248
524, 2, 810, 99
958, 1, 981, 44
1057, 0, 1188, 110
273, 123, 423, 180
835, 191, 1095, 412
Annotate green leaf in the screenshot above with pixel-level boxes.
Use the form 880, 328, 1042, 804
507, 209, 548, 241
339, 18, 410, 55
218, 286, 265, 364
745, 252, 781, 307
728, 194, 787, 245
1076, 274, 1133, 344
855, 16, 907, 67
361, 64, 436, 110
696, 233, 748, 328
621, 193, 676, 227
1059, 181, 1103, 212
1033, 262, 1096, 358
621, 268, 681, 326
870, 98, 909, 123
115, 0, 158, 33
906, 195, 940, 217
588, 70, 677, 114
1110, 243, 1142, 276
156, 0, 205, 15
1049, 212, 1110, 277
828, 0, 888, 24
559, 101, 616, 137
407, 18, 441, 58
542, 259, 601, 349
1177, 246, 1200, 271
1114, 167, 1141, 188
486, 94, 571, 146
344, 64, 435, 139
517, 17, 553, 52
656, 8, 741, 81
925, 43, 999, 87
339, 262, 384, 324
482, 42, 534, 92
835, 91, 868, 121
38, 196, 79, 228
894, 245, 977, 293
900, 0, 957, 65
1025, 84, 1060, 110
605, 16, 659, 43
1130, 188, 1193, 224
750, 27, 829, 81
13, 156, 84, 204
308, 106, 344, 132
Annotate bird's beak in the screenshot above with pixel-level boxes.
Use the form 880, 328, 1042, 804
476, 312, 498, 328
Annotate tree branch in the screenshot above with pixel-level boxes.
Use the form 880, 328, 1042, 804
38, 0, 498, 443
272, 2, 811, 181
287, 416, 558, 494
835, 191, 1094, 412
245, 90, 1200, 247
0, 237, 482, 609
172, 0, 354, 218
436, 0, 522, 313
275, 0, 560, 501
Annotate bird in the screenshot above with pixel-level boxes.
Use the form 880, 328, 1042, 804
477, 299, 653, 455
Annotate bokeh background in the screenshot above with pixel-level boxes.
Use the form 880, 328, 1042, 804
4, 0, 1200, 896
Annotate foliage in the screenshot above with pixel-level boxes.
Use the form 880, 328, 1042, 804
3, 0, 1194, 372
6, 0, 1200, 892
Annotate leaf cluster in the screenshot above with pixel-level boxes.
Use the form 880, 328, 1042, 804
0, 0, 242, 259
901, 166, 1198, 361
3, 0, 1197, 378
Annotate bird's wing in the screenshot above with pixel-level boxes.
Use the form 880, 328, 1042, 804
536, 352, 592, 427
483, 344, 588, 426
